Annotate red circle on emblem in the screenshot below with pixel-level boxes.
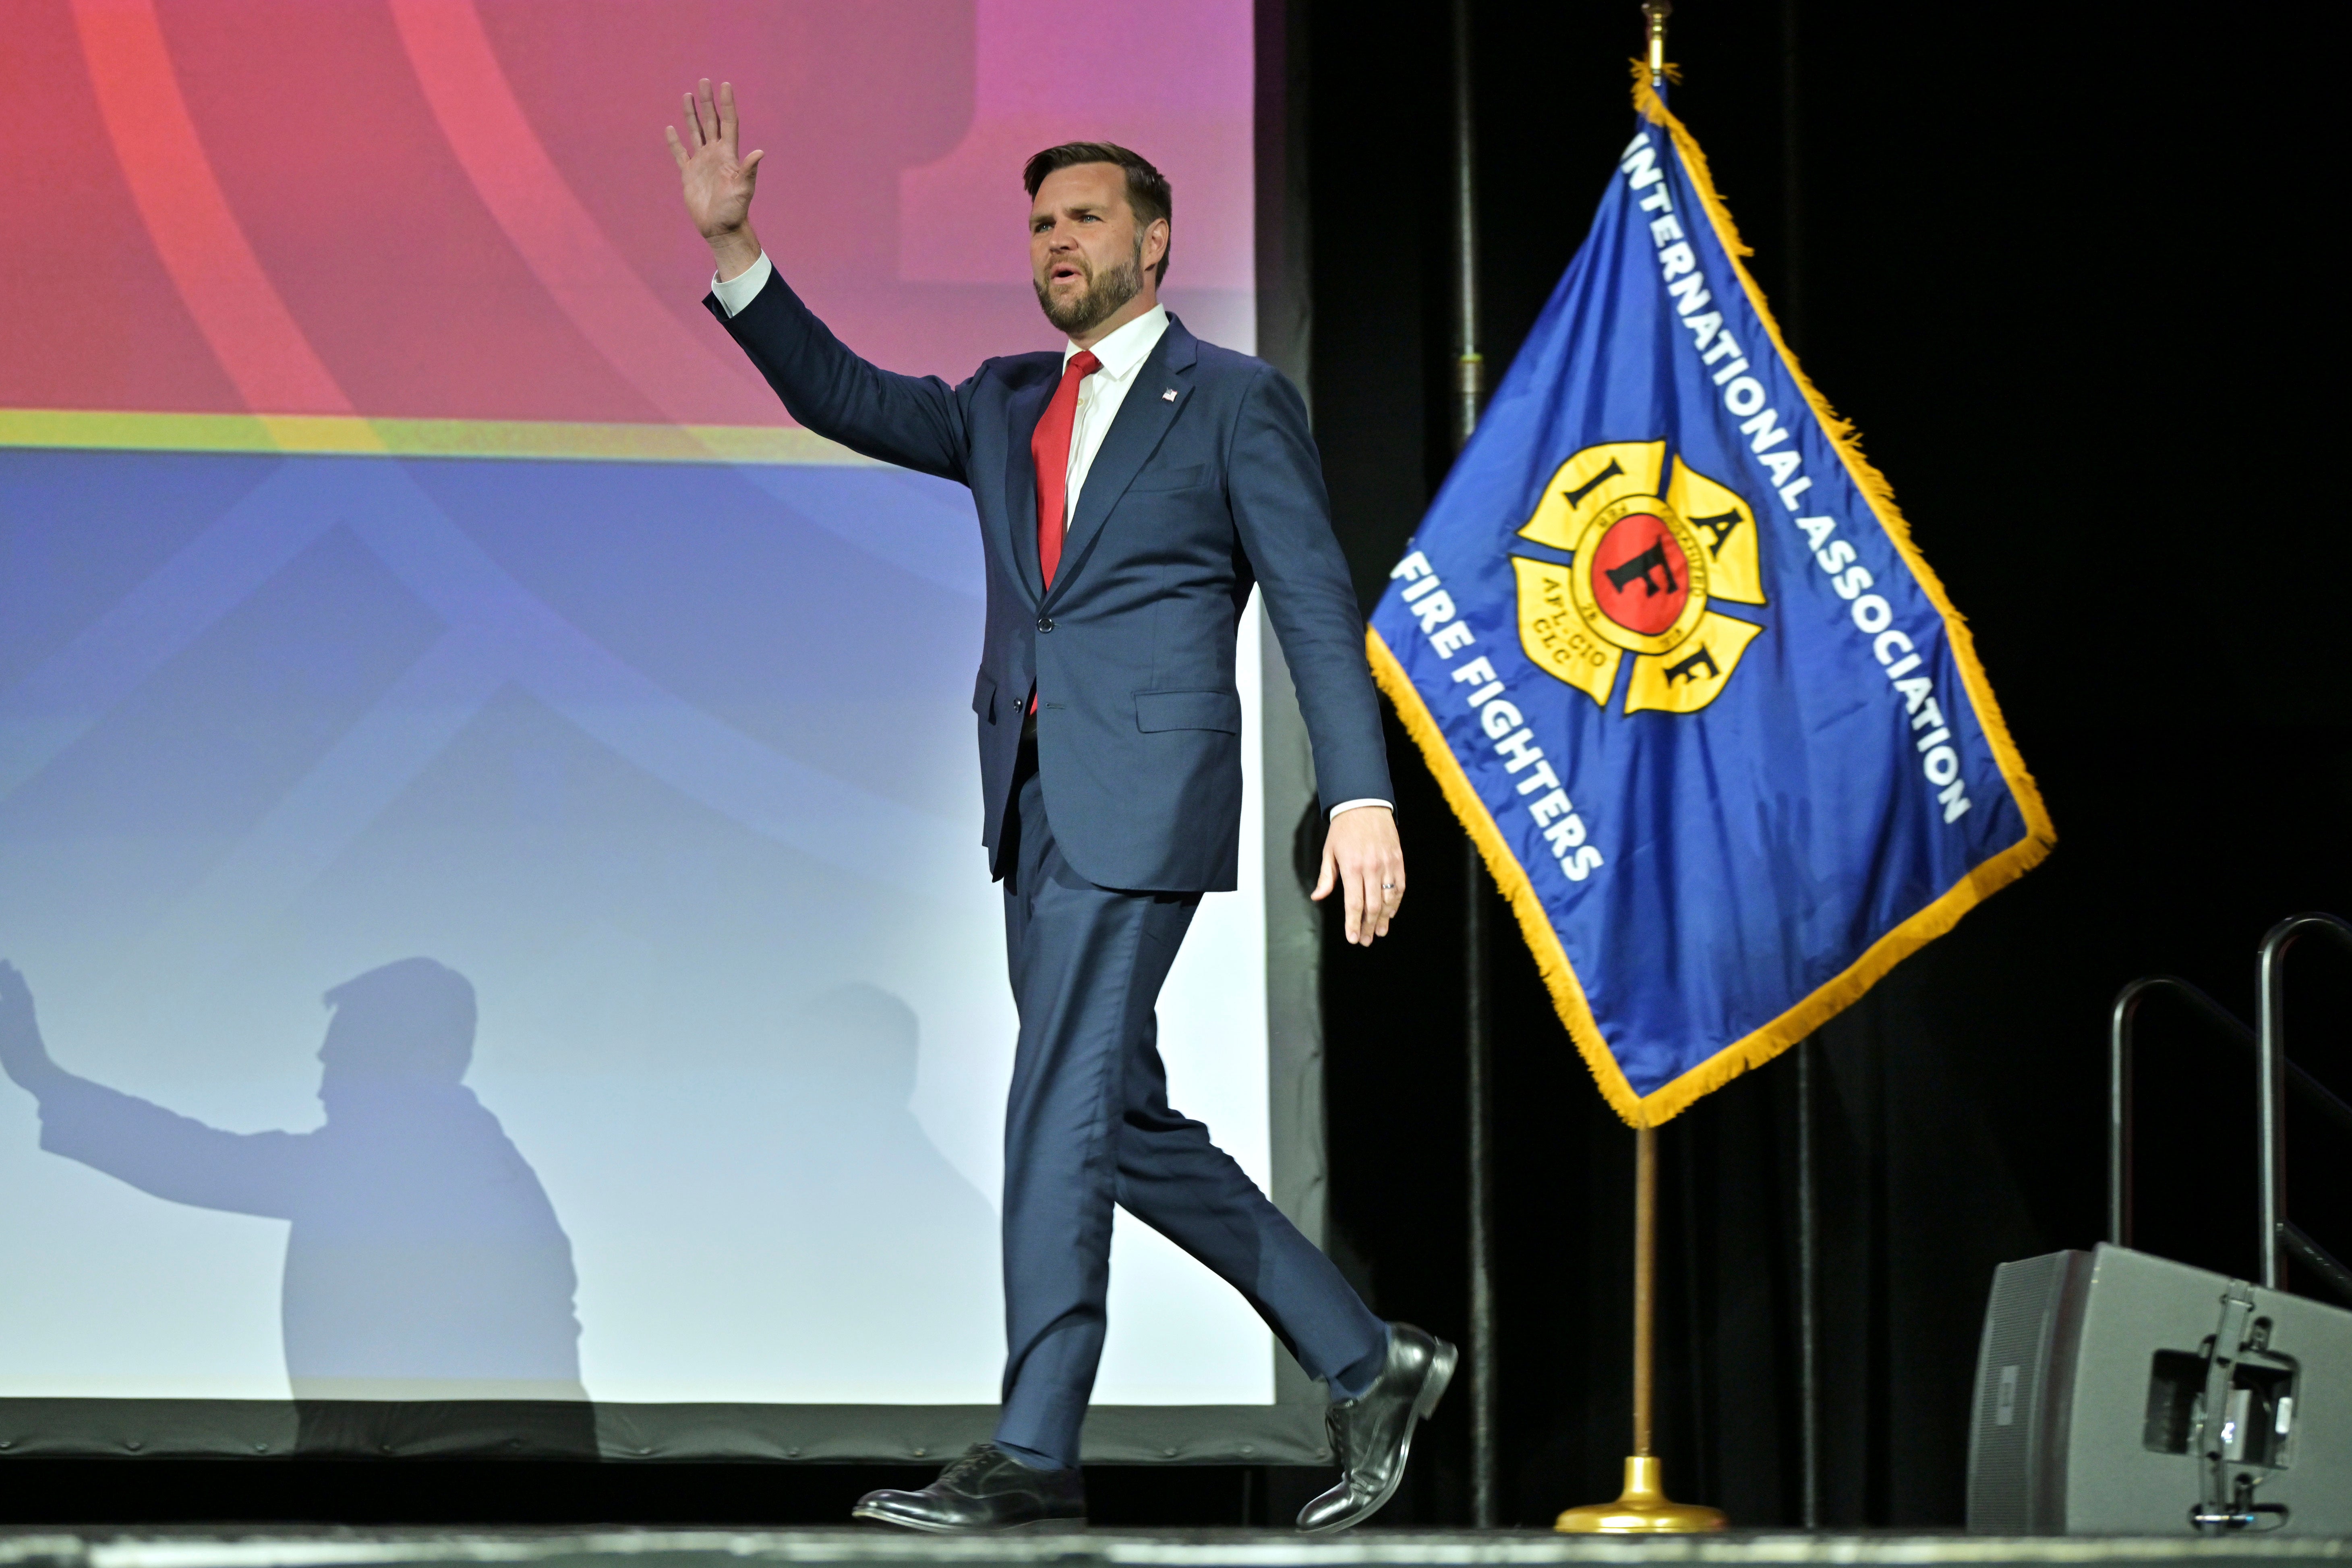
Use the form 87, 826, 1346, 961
1587, 513, 1690, 635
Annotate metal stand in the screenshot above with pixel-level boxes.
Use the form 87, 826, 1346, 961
1556, 1126, 1726, 1533
1446, 0, 1498, 1528
1775, 0, 1818, 1527
1555, 6, 1722, 1533
1465, 836, 1497, 1527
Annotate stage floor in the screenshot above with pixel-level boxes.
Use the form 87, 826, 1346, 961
1, 1530, 2345, 1568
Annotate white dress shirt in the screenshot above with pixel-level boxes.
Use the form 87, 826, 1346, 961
712, 256, 1388, 821
1055, 302, 1165, 518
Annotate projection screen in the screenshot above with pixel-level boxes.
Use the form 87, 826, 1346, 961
0, 0, 1334, 1462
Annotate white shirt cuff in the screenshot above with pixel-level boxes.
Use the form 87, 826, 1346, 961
1327, 798, 1393, 818
710, 252, 774, 317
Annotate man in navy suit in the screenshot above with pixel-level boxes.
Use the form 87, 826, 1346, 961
669, 80, 1452, 1533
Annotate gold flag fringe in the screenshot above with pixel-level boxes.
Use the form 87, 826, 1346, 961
1362, 69, 2056, 1129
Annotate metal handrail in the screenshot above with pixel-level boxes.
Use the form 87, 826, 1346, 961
2257, 913, 2352, 1290
2109, 977, 2254, 1249
2108, 963, 2352, 1253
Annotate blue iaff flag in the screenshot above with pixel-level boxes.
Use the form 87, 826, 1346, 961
1368, 75, 2055, 1127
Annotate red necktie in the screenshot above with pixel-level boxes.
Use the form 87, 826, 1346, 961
1032, 350, 1101, 589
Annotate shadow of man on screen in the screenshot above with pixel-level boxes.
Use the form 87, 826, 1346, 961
749, 984, 999, 1388
0, 957, 594, 1456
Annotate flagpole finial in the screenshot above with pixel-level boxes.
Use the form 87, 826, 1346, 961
1641, 0, 1672, 86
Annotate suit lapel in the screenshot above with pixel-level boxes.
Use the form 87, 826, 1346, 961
999, 370, 1055, 605
1044, 319, 1198, 609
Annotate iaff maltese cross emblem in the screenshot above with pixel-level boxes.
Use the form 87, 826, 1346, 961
1511, 439, 1768, 715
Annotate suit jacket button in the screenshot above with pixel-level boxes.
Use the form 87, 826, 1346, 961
1037, 615, 1054, 632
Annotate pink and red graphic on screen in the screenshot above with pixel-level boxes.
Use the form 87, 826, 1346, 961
1, 0, 1255, 429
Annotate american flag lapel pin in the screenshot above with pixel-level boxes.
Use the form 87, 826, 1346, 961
1162, 387, 1180, 402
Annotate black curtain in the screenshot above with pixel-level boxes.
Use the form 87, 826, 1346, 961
1307, 0, 2352, 1528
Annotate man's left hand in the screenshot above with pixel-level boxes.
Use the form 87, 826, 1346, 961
1313, 807, 1404, 947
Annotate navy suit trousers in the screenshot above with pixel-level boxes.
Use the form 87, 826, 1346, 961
993, 735, 1387, 1468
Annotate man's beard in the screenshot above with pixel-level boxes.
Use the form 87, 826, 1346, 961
1035, 244, 1144, 336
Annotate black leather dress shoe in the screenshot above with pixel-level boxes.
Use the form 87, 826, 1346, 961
1297, 1322, 1458, 1533
852, 1442, 1085, 1532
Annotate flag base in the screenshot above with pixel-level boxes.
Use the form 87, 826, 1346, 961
1555, 1455, 1728, 1533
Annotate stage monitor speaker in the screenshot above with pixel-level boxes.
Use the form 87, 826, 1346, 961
1967, 1243, 2351, 1535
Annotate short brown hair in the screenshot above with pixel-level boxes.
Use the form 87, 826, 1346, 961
1023, 142, 1172, 286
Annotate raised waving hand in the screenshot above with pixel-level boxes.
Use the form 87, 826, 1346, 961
666, 79, 765, 278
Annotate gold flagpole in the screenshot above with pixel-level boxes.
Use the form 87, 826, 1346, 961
1558, 2, 1725, 1535
1556, 1125, 1727, 1533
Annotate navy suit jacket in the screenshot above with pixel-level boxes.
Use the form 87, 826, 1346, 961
708, 272, 1391, 893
